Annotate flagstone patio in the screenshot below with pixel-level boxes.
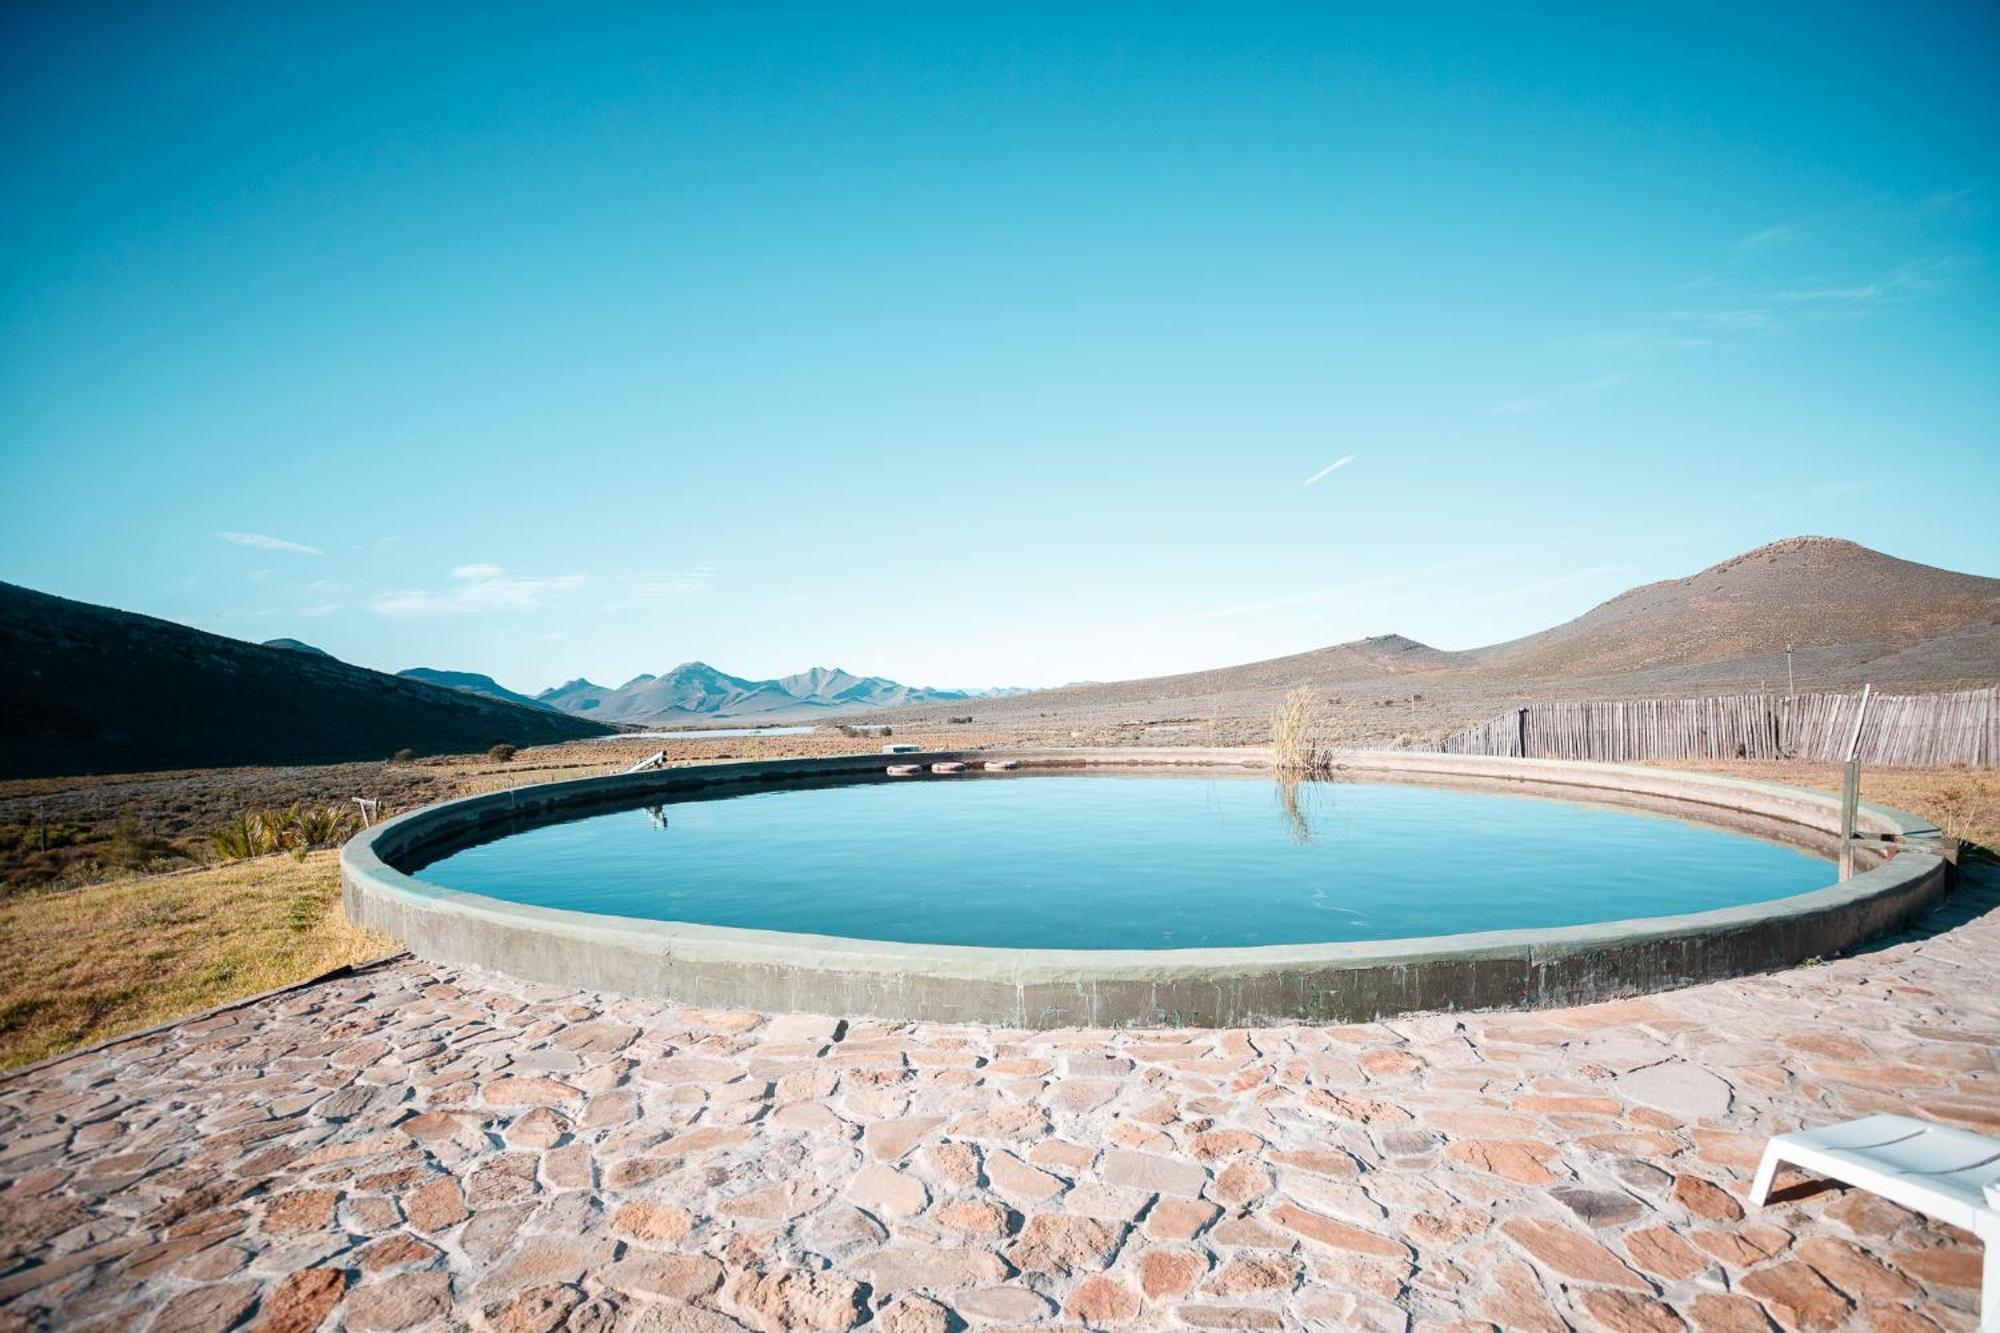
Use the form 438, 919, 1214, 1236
2, 868, 1994, 1332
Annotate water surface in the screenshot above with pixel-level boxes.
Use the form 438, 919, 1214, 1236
414, 774, 1831, 949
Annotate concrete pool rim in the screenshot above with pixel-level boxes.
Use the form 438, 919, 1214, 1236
340, 748, 1954, 1028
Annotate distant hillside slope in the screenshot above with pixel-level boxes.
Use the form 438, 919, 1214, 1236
262, 638, 333, 658
875, 538, 2000, 734
398, 667, 559, 713
0, 583, 615, 778
535, 661, 1000, 724
1465, 537, 2000, 680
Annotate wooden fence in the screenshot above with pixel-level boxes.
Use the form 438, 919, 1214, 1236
1420, 686, 1998, 768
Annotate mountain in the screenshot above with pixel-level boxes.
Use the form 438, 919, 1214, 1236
533, 661, 997, 724
262, 638, 333, 658
1464, 536, 2000, 683
398, 667, 559, 713
872, 538, 2000, 733
0, 583, 616, 778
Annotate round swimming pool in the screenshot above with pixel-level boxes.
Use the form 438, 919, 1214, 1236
342, 750, 1951, 1027
409, 773, 1832, 949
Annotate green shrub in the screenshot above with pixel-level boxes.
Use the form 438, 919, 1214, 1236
489, 743, 517, 763
212, 804, 358, 861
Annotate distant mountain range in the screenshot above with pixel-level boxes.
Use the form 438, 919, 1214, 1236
390, 661, 1026, 725
529, 662, 1026, 724
8, 535, 1989, 779
397, 667, 561, 714
0, 585, 614, 778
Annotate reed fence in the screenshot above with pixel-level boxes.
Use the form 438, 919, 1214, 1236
1419, 686, 1998, 768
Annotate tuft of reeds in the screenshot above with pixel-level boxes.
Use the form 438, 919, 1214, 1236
1271, 686, 1337, 776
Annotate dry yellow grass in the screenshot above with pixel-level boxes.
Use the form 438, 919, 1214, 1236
0, 850, 395, 1071
1654, 760, 2000, 857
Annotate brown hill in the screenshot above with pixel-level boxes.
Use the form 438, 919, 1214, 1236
0, 582, 616, 778
879, 538, 2000, 739
1466, 537, 2000, 680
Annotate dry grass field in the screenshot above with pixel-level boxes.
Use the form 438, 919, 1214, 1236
1658, 758, 2000, 857
0, 851, 393, 1071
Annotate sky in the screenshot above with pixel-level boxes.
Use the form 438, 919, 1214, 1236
2, 2, 1996, 695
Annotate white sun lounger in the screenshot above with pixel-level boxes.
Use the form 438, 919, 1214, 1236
1750, 1113, 2000, 1328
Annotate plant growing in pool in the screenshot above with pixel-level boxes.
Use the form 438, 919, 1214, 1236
1271, 686, 1337, 775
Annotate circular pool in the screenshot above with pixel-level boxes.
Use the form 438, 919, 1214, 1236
410, 774, 1836, 949
341, 750, 1951, 1027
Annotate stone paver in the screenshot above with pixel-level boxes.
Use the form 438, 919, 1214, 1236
0, 872, 1994, 1331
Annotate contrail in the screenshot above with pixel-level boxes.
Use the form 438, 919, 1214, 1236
1302, 454, 1356, 487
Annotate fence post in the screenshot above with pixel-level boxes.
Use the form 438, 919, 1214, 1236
1838, 684, 1871, 883
1516, 708, 1527, 759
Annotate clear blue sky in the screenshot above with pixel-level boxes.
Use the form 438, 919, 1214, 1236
3, 2, 1995, 693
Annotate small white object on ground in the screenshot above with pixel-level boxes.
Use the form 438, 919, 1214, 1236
882, 743, 920, 754
1751, 1113, 1999, 1326
930, 761, 966, 774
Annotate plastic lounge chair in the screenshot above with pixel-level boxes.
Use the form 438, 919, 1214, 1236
1750, 1113, 2000, 1329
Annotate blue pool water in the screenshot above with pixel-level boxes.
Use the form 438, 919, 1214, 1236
412, 774, 1833, 950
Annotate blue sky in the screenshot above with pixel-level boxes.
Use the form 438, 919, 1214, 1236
3, 3, 1995, 693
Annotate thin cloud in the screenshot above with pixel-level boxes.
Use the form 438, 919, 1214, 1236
1467, 564, 1630, 606
1735, 220, 1807, 251
1302, 454, 1356, 486
1770, 255, 1966, 306
1916, 188, 1971, 218
591, 566, 719, 612
1654, 307, 1778, 332
218, 531, 322, 555
1172, 561, 1484, 626
368, 565, 716, 618
1490, 371, 1628, 417
370, 566, 589, 617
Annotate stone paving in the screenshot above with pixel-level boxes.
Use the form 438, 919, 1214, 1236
1, 873, 1995, 1332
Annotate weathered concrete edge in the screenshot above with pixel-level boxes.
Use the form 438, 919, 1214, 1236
340, 750, 1953, 1028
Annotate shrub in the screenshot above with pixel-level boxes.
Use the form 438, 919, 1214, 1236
489, 743, 517, 763
948, 715, 973, 725
391, 748, 416, 763
104, 815, 180, 872
212, 813, 274, 860
212, 804, 358, 861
